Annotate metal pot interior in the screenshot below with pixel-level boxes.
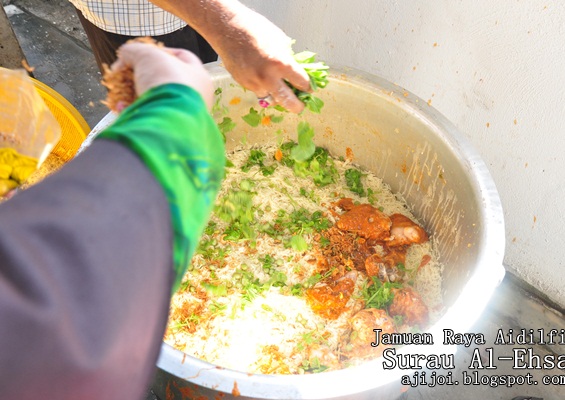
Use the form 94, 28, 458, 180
150, 64, 506, 400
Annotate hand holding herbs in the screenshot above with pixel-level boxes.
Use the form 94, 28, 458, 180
289, 51, 329, 114
220, 48, 329, 162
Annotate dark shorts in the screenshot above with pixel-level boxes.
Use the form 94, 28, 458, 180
75, 7, 218, 73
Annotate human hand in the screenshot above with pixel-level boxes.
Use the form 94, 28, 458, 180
212, 8, 312, 113
104, 40, 214, 111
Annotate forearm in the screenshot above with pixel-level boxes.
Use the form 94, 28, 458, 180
148, 0, 311, 113
0, 83, 225, 399
0, 140, 174, 399
96, 83, 226, 291
149, 0, 249, 49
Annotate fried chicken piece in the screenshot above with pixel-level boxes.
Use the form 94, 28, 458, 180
336, 204, 391, 241
386, 213, 428, 247
344, 308, 396, 358
305, 275, 356, 320
334, 197, 355, 211
364, 254, 388, 282
389, 286, 429, 327
364, 247, 407, 282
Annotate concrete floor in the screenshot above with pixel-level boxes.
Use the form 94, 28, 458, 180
2, 1, 565, 399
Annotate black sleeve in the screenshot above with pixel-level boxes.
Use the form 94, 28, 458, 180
0, 140, 174, 400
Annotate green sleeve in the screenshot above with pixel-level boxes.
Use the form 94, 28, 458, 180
95, 83, 225, 293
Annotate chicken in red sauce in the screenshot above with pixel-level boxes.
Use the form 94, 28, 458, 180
344, 308, 396, 358
364, 247, 407, 282
305, 198, 432, 361
389, 286, 429, 327
336, 204, 392, 241
386, 213, 428, 247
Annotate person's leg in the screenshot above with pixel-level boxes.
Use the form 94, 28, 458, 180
75, 8, 133, 72
74, 7, 217, 74
156, 26, 218, 64
194, 31, 218, 64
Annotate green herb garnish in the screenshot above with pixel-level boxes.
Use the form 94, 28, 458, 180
292, 147, 339, 187
345, 168, 366, 196
201, 281, 228, 297
301, 357, 329, 373
289, 235, 308, 252
367, 187, 379, 205
291, 121, 316, 162
241, 149, 276, 176
217, 117, 236, 139
242, 107, 261, 127
292, 51, 329, 114
360, 277, 401, 309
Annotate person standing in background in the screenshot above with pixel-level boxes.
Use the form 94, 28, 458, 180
69, 0, 311, 113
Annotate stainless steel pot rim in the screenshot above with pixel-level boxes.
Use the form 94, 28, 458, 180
154, 65, 506, 399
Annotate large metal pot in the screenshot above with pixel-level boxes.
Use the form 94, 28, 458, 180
91, 63, 506, 400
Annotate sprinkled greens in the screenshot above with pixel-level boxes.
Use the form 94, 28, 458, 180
345, 168, 366, 196
291, 51, 329, 114
360, 277, 402, 309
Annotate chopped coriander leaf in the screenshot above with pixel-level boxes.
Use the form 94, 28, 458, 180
196, 236, 229, 261
217, 117, 236, 139
291, 283, 305, 296
296, 330, 327, 352
241, 149, 266, 172
270, 114, 285, 123
291, 51, 329, 113
291, 121, 316, 162
367, 188, 378, 205
242, 107, 262, 127
345, 168, 366, 196
292, 269, 334, 296
210, 301, 227, 316
266, 270, 287, 287
293, 147, 339, 187
274, 50, 329, 114
241, 149, 277, 176
301, 357, 329, 373
279, 141, 297, 167
212, 88, 228, 117
216, 190, 254, 223
179, 279, 192, 292
259, 254, 276, 272
201, 281, 228, 297
223, 221, 256, 241
260, 164, 276, 176
297, 93, 324, 114
319, 236, 331, 248
203, 220, 218, 235
360, 277, 401, 309
289, 235, 308, 252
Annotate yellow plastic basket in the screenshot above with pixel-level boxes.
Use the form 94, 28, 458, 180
31, 78, 90, 162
